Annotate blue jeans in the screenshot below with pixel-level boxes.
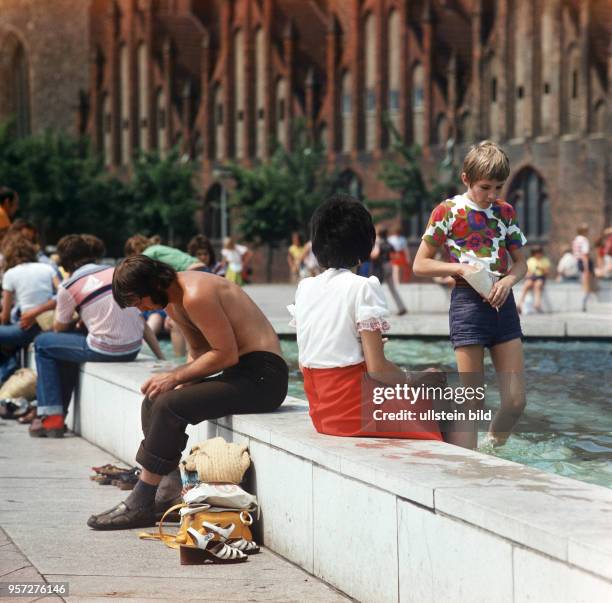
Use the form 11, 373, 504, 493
34, 332, 139, 416
0, 323, 41, 383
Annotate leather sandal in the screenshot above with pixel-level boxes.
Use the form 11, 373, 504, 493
87, 502, 157, 531
179, 526, 248, 564
18, 407, 37, 424
202, 521, 261, 555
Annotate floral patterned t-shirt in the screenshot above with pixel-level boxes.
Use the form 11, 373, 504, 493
422, 194, 527, 276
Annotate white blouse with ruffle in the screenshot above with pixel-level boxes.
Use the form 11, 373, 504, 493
288, 268, 390, 369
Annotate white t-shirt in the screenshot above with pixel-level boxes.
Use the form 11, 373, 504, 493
288, 269, 390, 369
222, 244, 247, 272
387, 234, 407, 252
2, 262, 56, 312
572, 235, 590, 257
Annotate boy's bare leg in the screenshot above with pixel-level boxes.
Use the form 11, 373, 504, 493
488, 338, 525, 445
147, 313, 164, 336
448, 345, 484, 449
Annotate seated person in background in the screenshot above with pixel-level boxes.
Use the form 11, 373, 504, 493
125, 234, 197, 357
125, 234, 202, 271
517, 246, 551, 314
187, 234, 224, 275
556, 247, 579, 281
0, 233, 59, 382
594, 227, 612, 280
29, 235, 145, 438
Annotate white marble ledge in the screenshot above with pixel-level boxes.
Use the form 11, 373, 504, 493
73, 362, 612, 581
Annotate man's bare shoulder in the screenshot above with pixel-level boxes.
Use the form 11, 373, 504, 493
179, 271, 226, 305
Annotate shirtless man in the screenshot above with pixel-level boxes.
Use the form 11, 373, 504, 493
88, 255, 288, 530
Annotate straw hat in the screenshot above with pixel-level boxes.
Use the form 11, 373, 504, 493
182, 437, 251, 484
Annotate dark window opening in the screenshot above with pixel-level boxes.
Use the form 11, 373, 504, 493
492, 78, 497, 103
543, 82, 550, 94
105, 115, 111, 133
517, 85, 524, 99
258, 108, 264, 120
216, 104, 223, 125
278, 99, 285, 121
237, 110, 244, 121
571, 70, 578, 99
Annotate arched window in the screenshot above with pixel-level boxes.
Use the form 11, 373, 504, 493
411, 63, 424, 146
387, 10, 401, 134
318, 123, 328, 151
102, 93, 112, 167
0, 33, 31, 138
457, 111, 473, 143
565, 44, 580, 133
540, 9, 554, 135
513, 0, 529, 138
255, 28, 265, 157
234, 29, 245, 159
507, 168, 550, 240
433, 113, 449, 145
137, 42, 149, 151
483, 53, 499, 139
334, 169, 363, 200
213, 84, 224, 160
364, 12, 376, 151
341, 71, 353, 153
593, 100, 606, 134
276, 77, 287, 148
156, 88, 167, 158
119, 43, 130, 165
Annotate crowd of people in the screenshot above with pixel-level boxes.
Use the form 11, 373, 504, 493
0, 137, 610, 533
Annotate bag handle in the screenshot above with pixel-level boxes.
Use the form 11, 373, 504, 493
138, 502, 186, 547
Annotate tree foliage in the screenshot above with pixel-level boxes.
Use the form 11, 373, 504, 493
0, 122, 197, 255
225, 122, 335, 249
373, 115, 461, 224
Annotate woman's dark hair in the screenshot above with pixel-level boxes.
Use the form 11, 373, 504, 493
56, 234, 98, 274
0, 187, 16, 206
112, 255, 177, 308
311, 194, 376, 269
187, 234, 216, 265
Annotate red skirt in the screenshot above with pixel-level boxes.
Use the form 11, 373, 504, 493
302, 363, 442, 440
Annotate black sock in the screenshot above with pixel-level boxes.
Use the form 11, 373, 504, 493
125, 479, 158, 510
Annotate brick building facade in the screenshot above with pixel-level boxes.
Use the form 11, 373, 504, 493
0, 0, 90, 136
87, 0, 609, 268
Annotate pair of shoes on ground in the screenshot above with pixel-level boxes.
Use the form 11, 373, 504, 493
90, 465, 140, 490
179, 523, 259, 565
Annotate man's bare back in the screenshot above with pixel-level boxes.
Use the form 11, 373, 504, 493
167, 271, 281, 361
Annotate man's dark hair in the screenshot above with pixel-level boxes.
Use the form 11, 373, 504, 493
0, 187, 16, 206
112, 255, 177, 308
81, 234, 106, 260
56, 234, 99, 274
311, 194, 376, 269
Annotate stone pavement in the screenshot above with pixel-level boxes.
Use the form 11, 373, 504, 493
0, 420, 350, 603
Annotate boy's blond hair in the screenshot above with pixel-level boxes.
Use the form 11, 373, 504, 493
462, 140, 510, 184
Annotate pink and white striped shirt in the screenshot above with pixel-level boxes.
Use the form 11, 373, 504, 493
56, 264, 143, 356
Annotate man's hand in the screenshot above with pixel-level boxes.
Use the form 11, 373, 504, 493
487, 276, 514, 309
19, 309, 38, 330
141, 372, 179, 400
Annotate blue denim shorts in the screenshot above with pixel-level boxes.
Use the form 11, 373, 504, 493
449, 286, 523, 349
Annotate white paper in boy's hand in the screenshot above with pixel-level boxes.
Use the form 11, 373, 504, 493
462, 262, 494, 298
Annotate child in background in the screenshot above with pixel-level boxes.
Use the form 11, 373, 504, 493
556, 247, 579, 281
517, 246, 550, 313
413, 140, 528, 449
221, 237, 249, 285
572, 224, 596, 311
289, 195, 442, 440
